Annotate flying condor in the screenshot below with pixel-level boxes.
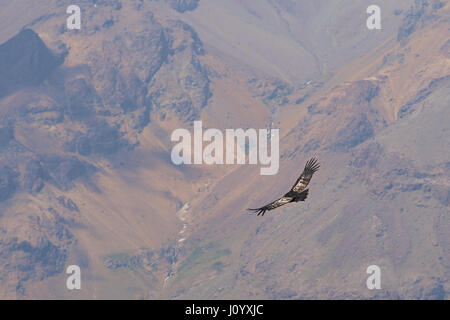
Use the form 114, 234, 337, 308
247, 157, 320, 216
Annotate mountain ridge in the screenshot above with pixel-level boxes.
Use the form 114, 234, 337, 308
0, 0, 448, 299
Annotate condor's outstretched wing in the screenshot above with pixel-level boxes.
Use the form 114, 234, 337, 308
247, 157, 319, 217
247, 189, 309, 216
291, 157, 320, 193
247, 196, 293, 216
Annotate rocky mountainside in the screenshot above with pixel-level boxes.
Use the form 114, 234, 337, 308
0, 0, 448, 299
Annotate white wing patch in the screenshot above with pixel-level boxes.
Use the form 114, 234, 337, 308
269, 196, 292, 209
293, 177, 310, 192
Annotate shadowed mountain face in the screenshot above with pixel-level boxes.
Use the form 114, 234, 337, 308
0, 29, 62, 98
0, 0, 448, 299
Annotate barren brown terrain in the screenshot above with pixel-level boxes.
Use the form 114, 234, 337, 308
0, 0, 448, 299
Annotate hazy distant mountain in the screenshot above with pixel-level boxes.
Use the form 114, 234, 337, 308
0, 0, 448, 299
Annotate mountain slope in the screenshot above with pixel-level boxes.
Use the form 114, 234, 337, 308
0, 0, 448, 299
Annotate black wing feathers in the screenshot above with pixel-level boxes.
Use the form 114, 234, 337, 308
248, 157, 319, 216
247, 196, 292, 216
293, 189, 309, 202
291, 157, 320, 192
303, 157, 320, 176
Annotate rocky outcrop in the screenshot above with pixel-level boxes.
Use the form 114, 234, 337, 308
167, 0, 200, 13
332, 114, 374, 151
70, 121, 131, 157
248, 78, 293, 107
0, 167, 18, 202
0, 211, 74, 296
0, 126, 14, 150
57, 196, 79, 213
40, 155, 96, 191
22, 155, 97, 193
398, 75, 450, 118
397, 0, 445, 42
23, 159, 48, 194
145, 20, 211, 121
